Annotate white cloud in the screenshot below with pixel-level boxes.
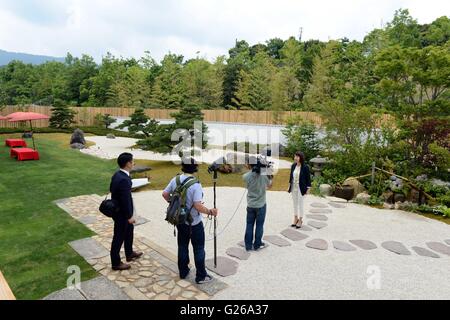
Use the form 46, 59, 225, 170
0, 0, 448, 62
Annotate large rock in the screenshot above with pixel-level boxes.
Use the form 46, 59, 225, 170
224, 153, 247, 173
383, 203, 395, 210
395, 201, 413, 211
356, 192, 371, 204
382, 190, 394, 203
319, 184, 333, 197
343, 178, 366, 198
409, 188, 426, 204
106, 133, 116, 139
71, 143, 86, 150
70, 128, 86, 145
394, 193, 406, 203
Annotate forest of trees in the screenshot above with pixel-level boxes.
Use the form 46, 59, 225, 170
0, 9, 448, 114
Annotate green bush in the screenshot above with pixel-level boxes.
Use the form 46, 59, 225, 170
282, 118, 320, 160
310, 176, 325, 197
367, 195, 384, 206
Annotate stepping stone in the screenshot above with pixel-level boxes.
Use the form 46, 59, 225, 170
226, 247, 250, 260
80, 276, 130, 300
306, 214, 328, 221
349, 240, 377, 250
78, 215, 98, 225
206, 256, 239, 277
264, 235, 291, 247
296, 225, 313, 232
329, 202, 346, 209
381, 241, 411, 256
333, 241, 357, 252
280, 229, 309, 241
426, 242, 450, 256
412, 246, 440, 258
307, 221, 328, 229
69, 238, 109, 260
445, 240, 450, 246
310, 208, 332, 214
43, 288, 87, 300
185, 270, 228, 295
306, 239, 328, 251
311, 203, 328, 208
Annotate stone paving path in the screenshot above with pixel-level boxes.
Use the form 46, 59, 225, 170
54, 194, 450, 298
53, 194, 226, 300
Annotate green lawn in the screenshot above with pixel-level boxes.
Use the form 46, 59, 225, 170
0, 133, 117, 299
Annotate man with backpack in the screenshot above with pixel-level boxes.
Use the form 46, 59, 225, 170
162, 157, 218, 284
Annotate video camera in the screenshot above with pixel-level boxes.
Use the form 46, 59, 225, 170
250, 155, 274, 176
207, 157, 226, 174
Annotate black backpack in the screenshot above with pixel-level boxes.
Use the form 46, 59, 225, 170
166, 176, 199, 228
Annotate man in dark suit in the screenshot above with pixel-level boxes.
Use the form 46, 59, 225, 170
110, 153, 143, 270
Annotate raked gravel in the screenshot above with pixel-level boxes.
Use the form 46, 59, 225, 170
132, 187, 450, 300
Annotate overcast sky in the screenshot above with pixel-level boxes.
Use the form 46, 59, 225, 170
0, 0, 448, 62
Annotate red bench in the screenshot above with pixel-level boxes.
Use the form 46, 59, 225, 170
10, 148, 40, 161
5, 139, 27, 148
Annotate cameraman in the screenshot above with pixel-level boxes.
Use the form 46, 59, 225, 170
242, 156, 273, 252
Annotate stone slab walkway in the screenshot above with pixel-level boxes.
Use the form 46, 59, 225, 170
54, 194, 226, 300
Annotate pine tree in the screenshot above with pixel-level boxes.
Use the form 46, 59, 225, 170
138, 102, 208, 154
49, 99, 77, 129
234, 52, 275, 110
150, 55, 184, 109
117, 108, 150, 136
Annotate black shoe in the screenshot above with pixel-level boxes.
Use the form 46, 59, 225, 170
126, 251, 143, 262
112, 262, 131, 271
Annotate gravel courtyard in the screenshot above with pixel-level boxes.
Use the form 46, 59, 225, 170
133, 187, 450, 300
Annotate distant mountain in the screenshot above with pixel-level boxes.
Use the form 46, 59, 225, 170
0, 49, 65, 65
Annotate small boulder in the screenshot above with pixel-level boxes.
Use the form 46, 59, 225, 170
383, 203, 395, 210
382, 190, 394, 203
343, 178, 366, 198
70, 128, 86, 145
409, 189, 426, 204
394, 193, 406, 203
356, 192, 371, 204
319, 184, 333, 197
395, 201, 413, 211
107, 133, 116, 139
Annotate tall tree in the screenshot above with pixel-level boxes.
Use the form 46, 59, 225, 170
150, 54, 185, 109
234, 51, 275, 110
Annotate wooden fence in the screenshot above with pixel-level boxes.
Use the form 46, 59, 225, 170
0, 105, 393, 129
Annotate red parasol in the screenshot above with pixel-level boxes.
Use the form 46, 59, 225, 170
6, 112, 50, 150
0, 116, 8, 120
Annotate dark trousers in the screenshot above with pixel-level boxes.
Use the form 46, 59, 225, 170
245, 204, 267, 251
176, 222, 207, 282
110, 217, 134, 267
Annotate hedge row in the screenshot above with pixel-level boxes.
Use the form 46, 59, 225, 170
0, 126, 145, 139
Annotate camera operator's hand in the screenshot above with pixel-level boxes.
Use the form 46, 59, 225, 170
208, 208, 218, 217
